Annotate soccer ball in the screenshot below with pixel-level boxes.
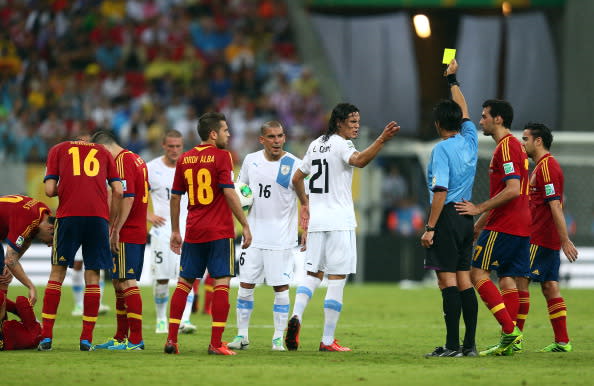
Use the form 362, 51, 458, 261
234, 183, 254, 210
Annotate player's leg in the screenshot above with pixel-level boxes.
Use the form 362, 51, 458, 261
266, 248, 293, 351
152, 235, 170, 333
425, 271, 461, 357
70, 256, 84, 316
98, 269, 110, 314
179, 247, 197, 333
192, 279, 200, 313
228, 247, 263, 350
457, 271, 478, 356
290, 231, 324, 323
515, 276, 530, 335
154, 278, 169, 333
202, 272, 215, 315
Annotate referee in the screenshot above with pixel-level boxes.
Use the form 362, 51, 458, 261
422, 59, 479, 357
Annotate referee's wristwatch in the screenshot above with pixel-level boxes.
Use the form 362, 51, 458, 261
425, 224, 436, 232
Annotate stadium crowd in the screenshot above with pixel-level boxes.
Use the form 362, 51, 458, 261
0, 0, 326, 164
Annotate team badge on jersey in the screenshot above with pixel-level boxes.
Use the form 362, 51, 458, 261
503, 162, 515, 175
16, 235, 24, 247
545, 183, 555, 196
281, 165, 290, 175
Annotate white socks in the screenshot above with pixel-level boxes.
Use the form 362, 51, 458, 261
292, 275, 322, 321
236, 286, 255, 337
71, 268, 84, 308
273, 289, 290, 340
322, 278, 346, 345
182, 291, 194, 322
154, 282, 169, 322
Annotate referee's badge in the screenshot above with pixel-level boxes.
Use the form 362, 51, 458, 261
431, 176, 436, 188
281, 165, 290, 175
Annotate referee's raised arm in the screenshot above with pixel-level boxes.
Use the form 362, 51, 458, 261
445, 59, 469, 120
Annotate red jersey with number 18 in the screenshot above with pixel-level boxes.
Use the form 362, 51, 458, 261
171, 144, 235, 243
0, 195, 50, 252
484, 134, 531, 237
115, 150, 149, 244
44, 141, 120, 220
529, 153, 564, 250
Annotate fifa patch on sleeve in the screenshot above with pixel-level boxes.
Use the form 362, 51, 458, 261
121, 179, 128, 191
16, 235, 24, 247
545, 183, 556, 196
431, 176, 437, 189
503, 162, 515, 175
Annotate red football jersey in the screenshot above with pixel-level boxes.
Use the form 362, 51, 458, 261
485, 134, 531, 237
0, 195, 50, 253
45, 141, 120, 220
115, 150, 148, 244
171, 144, 235, 243
529, 154, 564, 250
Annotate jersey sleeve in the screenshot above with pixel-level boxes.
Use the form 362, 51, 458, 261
299, 146, 312, 175
44, 144, 60, 182
542, 159, 562, 202
340, 139, 358, 165
461, 119, 478, 152
237, 155, 250, 185
429, 144, 450, 191
171, 159, 186, 195
499, 139, 522, 181
217, 151, 234, 188
121, 154, 139, 197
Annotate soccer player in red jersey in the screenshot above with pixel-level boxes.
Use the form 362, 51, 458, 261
456, 100, 529, 356
90, 130, 149, 351
0, 195, 54, 304
164, 112, 252, 355
521, 123, 578, 352
0, 289, 43, 351
41, 138, 123, 351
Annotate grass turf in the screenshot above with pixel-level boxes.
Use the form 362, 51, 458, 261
2, 283, 593, 385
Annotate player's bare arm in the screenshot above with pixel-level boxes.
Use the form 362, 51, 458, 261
44, 179, 58, 197
110, 196, 133, 253
291, 169, 310, 230
4, 245, 37, 305
549, 200, 578, 262
169, 193, 182, 254
455, 178, 521, 216
349, 121, 400, 168
0, 267, 13, 286
109, 180, 123, 227
472, 211, 489, 241
223, 187, 252, 249
421, 190, 447, 248
445, 59, 470, 119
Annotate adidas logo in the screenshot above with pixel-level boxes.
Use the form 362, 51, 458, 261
59, 256, 66, 262
532, 269, 540, 275
127, 268, 134, 274
492, 261, 499, 267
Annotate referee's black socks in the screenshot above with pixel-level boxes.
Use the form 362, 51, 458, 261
441, 286, 462, 351
460, 287, 478, 349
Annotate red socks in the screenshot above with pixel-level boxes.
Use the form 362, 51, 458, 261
203, 275, 214, 315
548, 297, 569, 343
124, 286, 143, 344
516, 290, 530, 331
41, 281, 62, 339
501, 288, 519, 323
80, 284, 100, 342
210, 285, 230, 348
475, 279, 515, 334
114, 290, 128, 341
167, 281, 191, 343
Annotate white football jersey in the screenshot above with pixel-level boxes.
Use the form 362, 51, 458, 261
237, 150, 301, 250
147, 156, 188, 238
300, 134, 357, 231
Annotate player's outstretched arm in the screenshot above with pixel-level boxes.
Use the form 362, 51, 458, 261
456, 178, 520, 216
4, 246, 36, 305
445, 59, 469, 119
223, 187, 252, 249
349, 121, 400, 168
549, 200, 578, 262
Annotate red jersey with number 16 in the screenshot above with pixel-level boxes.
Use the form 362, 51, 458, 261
115, 150, 149, 244
529, 153, 564, 250
172, 144, 235, 243
45, 141, 120, 220
484, 134, 531, 237
0, 195, 50, 253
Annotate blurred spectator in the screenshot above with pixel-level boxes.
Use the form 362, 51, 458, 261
385, 197, 425, 236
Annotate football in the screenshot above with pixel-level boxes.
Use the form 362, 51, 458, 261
234, 182, 254, 210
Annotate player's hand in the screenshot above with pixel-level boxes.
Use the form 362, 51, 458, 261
110, 232, 120, 254
300, 231, 308, 252
0, 267, 13, 285
420, 231, 434, 248
445, 58, 458, 76
148, 213, 166, 227
299, 204, 310, 230
241, 226, 252, 249
28, 286, 37, 306
455, 199, 481, 216
379, 121, 400, 143
562, 239, 578, 263
170, 231, 182, 255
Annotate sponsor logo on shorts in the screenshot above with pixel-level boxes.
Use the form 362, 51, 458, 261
127, 268, 134, 274
491, 260, 499, 267
532, 269, 540, 275
59, 256, 66, 262
503, 162, 515, 175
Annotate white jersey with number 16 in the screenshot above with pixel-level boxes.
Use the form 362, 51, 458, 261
300, 134, 357, 232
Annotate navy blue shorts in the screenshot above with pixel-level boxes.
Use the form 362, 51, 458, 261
180, 238, 235, 280
111, 242, 145, 281
528, 244, 560, 282
471, 230, 530, 277
52, 217, 111, 270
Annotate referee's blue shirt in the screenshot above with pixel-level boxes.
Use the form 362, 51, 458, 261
427, 119, 478, 204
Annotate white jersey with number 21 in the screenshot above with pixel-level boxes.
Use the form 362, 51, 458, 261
300, 134, 357, 232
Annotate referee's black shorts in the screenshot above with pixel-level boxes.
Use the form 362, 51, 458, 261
424, 203, 474, 273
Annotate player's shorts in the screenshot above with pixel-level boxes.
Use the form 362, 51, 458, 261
238, 247, 294, 286
150, 234, 181, 280
52, 217, 111, 270
111, 242, 146, 281
528, 244, 560, 282
180, 238, 235, 279
472, 230, 530, 277
1, 296, 42, 350
424, 203, 474, 272
305, 230, 357, 275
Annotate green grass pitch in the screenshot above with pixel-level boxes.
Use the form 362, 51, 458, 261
3, 283, 594, 385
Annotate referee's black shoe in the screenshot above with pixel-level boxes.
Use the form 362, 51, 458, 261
424, 346, 463, 358
462, 345, 478, 357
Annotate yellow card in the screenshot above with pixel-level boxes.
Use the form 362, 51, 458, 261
442, 48, 456, 64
